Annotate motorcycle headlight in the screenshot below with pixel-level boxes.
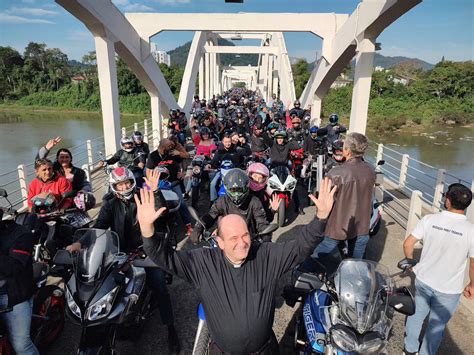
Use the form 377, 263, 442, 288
268, 181, 280, 190
66, 287, 81, 318
330, 325, 357, 352
286, 181, 296, 191
192, 166, 201, 174
359, 332, 386, 353
86, 286, 119, 321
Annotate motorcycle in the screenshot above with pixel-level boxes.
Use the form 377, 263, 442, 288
189, 155, 211, 209
283, 258, 416, 354
187, 206, 279, 355
266, 166, 297, 227
53, 229, 156, 354
0, 188, 66, 353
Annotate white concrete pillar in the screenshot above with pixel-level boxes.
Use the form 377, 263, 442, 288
267, 55, 274, 99
199, 56, 204, 99
349, 38, 375, 134
150, 95, 162, 150
261, 54, 269, 100
310, 95, 322, 127
94, 35, 121, 156
205, 52, 210, 100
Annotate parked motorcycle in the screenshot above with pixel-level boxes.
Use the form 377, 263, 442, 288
283, 258, 416, 354
53, 229, 156, 354
266, 166, 297, 227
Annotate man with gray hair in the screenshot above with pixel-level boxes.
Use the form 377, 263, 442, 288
305, 132, 375, 275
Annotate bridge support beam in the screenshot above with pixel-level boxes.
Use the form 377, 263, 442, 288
150, 95, 163, 149
199, 56, 204, 99
95, 35, 121, 156
349, 38, 375, 134
310, 95, 322, 127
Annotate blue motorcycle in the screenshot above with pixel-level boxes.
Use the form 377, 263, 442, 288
283, 259, 416, 354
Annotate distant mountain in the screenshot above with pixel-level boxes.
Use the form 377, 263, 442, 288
167, 40, 258, 68
373, 53, 434, 70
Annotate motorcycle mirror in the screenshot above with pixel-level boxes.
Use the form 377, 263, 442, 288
377, 160, 385, 166
0, 188, 7, 198
53, 249, 73, 266
258, 223, 279, 236
132, 257, 160, 268
389, 287, 416, 316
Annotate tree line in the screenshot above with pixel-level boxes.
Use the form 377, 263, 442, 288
0, 42, 472, 131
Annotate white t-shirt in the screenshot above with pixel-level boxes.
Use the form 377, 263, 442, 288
411, 210, 474, 294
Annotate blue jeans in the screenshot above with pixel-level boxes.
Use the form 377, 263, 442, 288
307, 235, 370, 275
170, 183, 192, 225
404, 279, 461, 355
210, 171, 221, 202
145, 268, 173, 325
0, 295, 39, 355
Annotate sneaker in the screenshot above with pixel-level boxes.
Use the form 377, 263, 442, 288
186, 223, 193, 236
403, 348, 418, 355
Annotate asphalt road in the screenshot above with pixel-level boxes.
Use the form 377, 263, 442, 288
47, 195, 473, 355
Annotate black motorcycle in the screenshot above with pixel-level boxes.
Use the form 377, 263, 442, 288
54, 229, 156, 354
189, 155, 211, 209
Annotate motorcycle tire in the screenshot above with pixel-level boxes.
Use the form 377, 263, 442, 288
32, 286, 65, 348
278, 199, 286, 227
193, 322, 211, 355
191, 186, 200, 209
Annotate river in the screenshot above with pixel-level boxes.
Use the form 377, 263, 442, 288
0, 108, 473, 188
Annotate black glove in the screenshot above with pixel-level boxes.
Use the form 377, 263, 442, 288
397, 258, 418, 270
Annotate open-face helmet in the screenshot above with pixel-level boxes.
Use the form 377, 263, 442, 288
120, 137, 134, 153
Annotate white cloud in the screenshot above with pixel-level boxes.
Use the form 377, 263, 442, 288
155, 0, 191, 4
0, 13, 54, 25
6, 7, 59, 17
112, 0, 155, 11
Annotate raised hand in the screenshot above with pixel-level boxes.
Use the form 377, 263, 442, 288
308, 177, 337, 220
269, 194, 282, 212
143, 168, 161, 191
134, 188, 167, 238
45, 136, 62, 150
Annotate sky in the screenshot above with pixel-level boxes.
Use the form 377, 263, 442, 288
0, 0, 473, 65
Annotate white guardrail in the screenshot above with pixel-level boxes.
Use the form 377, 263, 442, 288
0, 118, 164, 213
1, 126, 473, 230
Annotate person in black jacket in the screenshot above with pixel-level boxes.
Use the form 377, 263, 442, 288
190, 169, 270, 243
37, 136, 91, 193
65, 168, 180, 352
268, 130, 300, 168
0, 212, 39, 355
135, 177, 336, 354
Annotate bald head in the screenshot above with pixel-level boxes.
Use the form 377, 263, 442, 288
217, 214, 251, 265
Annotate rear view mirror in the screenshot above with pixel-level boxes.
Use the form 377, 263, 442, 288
188, 206, 205, 228
132, 257, 160, 268
389, 287, 415, 316
53, 249, 73, 266
0, 189, 7, 198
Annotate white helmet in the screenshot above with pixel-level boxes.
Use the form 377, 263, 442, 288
109, 167, 136, 200
121, 137, 134, 153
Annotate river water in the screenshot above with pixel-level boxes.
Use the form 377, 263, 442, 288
0, 108, 473, 189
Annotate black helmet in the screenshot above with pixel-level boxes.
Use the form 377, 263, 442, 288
200, 99, 206, 107
194, 95, 199, 100
293, 99, 301, 108
132, 131, 143, 144
223, 168, 249, 206
169, 109, 178, 117
329, 113, 339, 125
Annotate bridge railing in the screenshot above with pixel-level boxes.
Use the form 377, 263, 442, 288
366, 141, 474, 230
0, 118, 159, 212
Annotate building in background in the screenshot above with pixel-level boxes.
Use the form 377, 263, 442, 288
150, 42, 171, 66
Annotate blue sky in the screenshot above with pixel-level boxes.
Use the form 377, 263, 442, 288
0, 0, 472, 64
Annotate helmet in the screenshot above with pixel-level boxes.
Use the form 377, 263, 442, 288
223, 168, 249, 205
247, 163, 269, 192
309, 126, 319, 134
169, 109, 178, 117
236, 107, 243, 115
199, 126, 211, 138
332, 139, 345, 162
120, 137, 134, 152
109, 167, 136, 200
132, 131, 143, 144
194, 95, 199, 100
329, 113, 339, 125
274, 130, 287, 139
200, 99, 206, 107
74, 192, 96, 211
267, 122, 279, 131
293, 99, 301, 108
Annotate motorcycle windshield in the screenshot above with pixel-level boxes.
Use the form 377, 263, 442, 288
334, 259, 391, 334
73, 229, 120, 284
271, 165, 289, 184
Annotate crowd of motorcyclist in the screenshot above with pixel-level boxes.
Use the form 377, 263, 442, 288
1, 87, 472, 355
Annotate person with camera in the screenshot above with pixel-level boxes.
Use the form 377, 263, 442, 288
0, 208, 39, 355
136, 177, 336, 354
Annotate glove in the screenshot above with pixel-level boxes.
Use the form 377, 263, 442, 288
397, 258, 418, 270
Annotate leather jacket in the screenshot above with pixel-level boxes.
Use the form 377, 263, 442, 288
324, 157, 375, 240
